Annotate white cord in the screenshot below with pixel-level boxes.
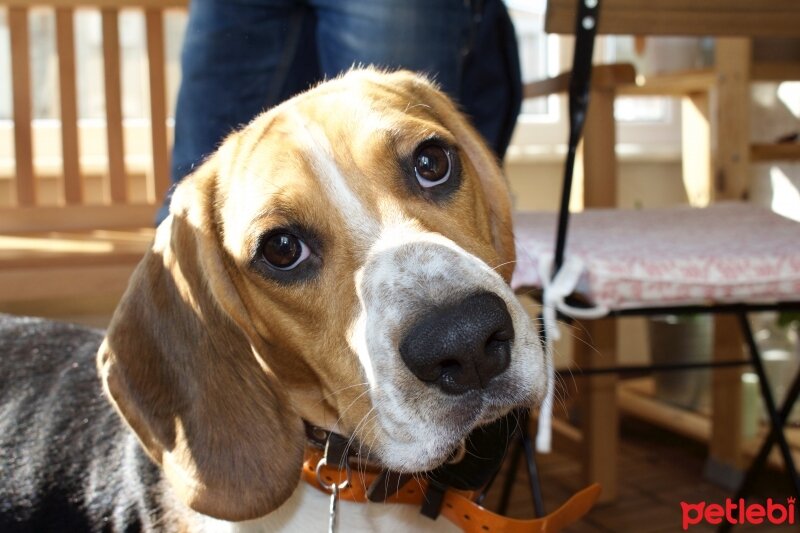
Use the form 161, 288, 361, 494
535, 254, 608, 453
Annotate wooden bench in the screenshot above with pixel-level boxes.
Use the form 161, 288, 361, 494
0, 0, 187, 304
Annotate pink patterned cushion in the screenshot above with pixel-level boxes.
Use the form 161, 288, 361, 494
511, 203, 800, 310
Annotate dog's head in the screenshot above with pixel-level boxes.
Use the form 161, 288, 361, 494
98, 69, 548, 521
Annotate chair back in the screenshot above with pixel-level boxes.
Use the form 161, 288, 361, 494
1, 0, 187, 232
545, 0, 800, 37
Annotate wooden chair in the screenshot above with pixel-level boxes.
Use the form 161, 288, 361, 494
0, 0, 187, 303
510, 0, 800, 506
544, 0, 800, 204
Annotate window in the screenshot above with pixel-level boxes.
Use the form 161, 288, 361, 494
504, 0, 567, 156
504, 1, 711, 161
600, 35, 712, 157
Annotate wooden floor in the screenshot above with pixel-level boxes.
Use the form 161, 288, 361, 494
484, 417, 796, 532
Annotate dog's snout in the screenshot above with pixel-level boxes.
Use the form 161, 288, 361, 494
399, 292, 513, 395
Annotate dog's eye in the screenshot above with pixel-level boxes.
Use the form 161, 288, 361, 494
414, 143, 451, 188
261, 232, 310, 270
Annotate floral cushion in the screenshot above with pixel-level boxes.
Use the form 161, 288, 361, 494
511, 203, 800, 310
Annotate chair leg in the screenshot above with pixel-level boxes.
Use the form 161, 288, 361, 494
576, 318, 619, 502
520, 410, 546, 517
494, 312, 548, 517
497, 431, 523, 515
737, 312, 800, 498
708, 315, 745, 487
734, 369, 800, 503
495, 409, 546, 518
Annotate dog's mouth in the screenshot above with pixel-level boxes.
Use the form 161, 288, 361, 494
338, 407, 516, 475
357, 385, 527, 473
355, 402, 520, 483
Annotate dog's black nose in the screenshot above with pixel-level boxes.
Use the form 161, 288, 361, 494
399, 292, 513, 395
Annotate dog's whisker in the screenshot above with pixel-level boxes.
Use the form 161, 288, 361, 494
315, 380, 370, 412
338, 405, 379, 487
488, 259, 518, 272
330, 386, 374, 436
356, 408, 384, 493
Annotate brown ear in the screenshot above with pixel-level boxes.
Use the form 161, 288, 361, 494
394, 72, 516, 281
97, 154, 304, 521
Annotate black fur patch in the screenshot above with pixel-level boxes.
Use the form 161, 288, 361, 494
0, 315, 164, 532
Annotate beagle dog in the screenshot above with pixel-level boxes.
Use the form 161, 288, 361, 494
0, 69, 548, 532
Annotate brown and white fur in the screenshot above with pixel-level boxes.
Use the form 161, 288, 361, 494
0, 69, 548, 532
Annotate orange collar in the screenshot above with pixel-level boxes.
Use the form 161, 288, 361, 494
301, 446, 600, 533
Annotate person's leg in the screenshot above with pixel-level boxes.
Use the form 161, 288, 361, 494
461, 0, 522, 160
312, 0, 472, 100
311, 0, 521, 159
159, 0, 319, 224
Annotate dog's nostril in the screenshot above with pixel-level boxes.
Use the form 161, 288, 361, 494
482, 335, 512, 387
486, 336, 508, 354
439, 359, 462, 376
439, 359, 467, 391
489, 327, 513, 343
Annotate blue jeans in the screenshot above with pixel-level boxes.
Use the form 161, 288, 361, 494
159, 0, 521, 223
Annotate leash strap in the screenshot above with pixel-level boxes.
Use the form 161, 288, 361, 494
539, 0, 604, 455
303, 447, 601, 532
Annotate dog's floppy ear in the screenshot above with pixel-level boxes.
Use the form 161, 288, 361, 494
396, 72, 516, 281
97, 151, 304, 521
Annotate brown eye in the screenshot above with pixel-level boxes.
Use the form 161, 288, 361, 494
261, 232, 309, 270
414, 143, 451, 188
